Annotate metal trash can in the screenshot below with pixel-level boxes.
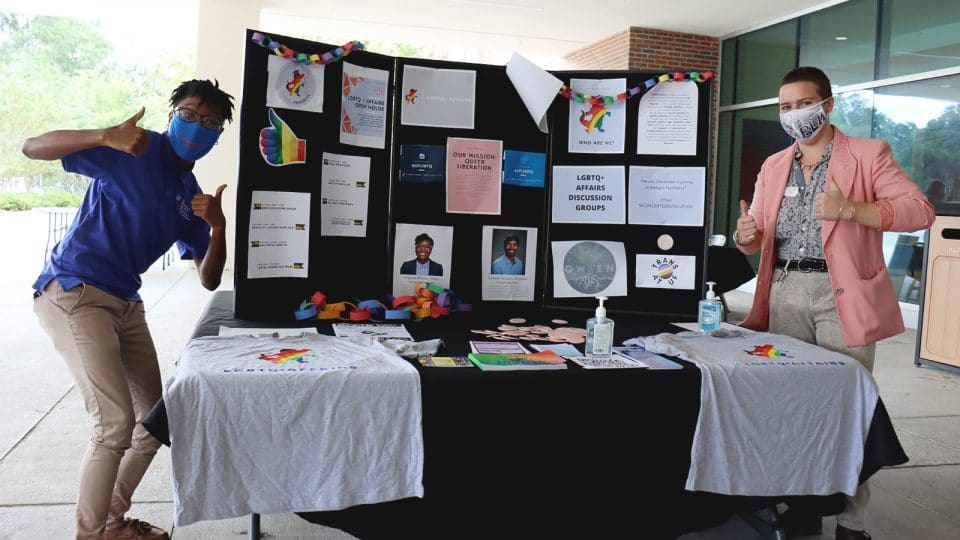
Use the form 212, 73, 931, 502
915, 214, 960, 372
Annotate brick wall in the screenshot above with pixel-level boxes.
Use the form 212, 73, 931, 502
562, 29, 631, 70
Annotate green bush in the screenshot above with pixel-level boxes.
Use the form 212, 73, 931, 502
0, 190, 83, 211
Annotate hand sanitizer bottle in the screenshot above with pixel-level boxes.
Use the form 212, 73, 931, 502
698, 281, 722, 333
585, 295, 614, 356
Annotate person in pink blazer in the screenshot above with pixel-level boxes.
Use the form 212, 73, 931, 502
734, 67, 934, 540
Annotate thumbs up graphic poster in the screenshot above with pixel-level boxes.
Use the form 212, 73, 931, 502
266, 55, 324, 113
260, 109, 307, 166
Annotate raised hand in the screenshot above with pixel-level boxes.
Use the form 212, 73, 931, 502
815, 176, 846, 221
104, 107, 149, 156
735, 200, 757, 244
192, 184, 227, 229
259, 108, 306, 166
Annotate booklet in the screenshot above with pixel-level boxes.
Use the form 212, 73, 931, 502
469, 341, 529, 354
419, 356, 473, 368
467, 351, 566, 371
611, 346, 683, 370
565, 354, 648, 369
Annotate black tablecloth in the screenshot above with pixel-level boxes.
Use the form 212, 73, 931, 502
144, 291, 907, 539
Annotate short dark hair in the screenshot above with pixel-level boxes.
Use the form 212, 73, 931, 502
169, 79, 236, 123
503, 234, 520, 246
414, 233, 434, 246
780, 67, 832, 100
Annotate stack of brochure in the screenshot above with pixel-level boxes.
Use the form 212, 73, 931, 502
467, 350, 567, 371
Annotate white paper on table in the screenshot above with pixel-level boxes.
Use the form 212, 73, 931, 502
564, 355, 648, 369
332, 323, 413, 341
636, 80, 698, 156
247, 191, 310, 279
481, 225, 537, 302
400, 65, 476, 129
320, 152, 371, 238
635, 254, 697, 290
218, 326, 319, 337
628, 166, 705, 226
551, 240, 627, 298
340, 62, 388, 149
567, 78, 626, 154
670, 321, 755, 333
505, 52, 563, 133
551, 165, 625, 224
266, 55, 324, 113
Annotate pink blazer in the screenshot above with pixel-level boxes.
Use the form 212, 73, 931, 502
740, 127, 935, 347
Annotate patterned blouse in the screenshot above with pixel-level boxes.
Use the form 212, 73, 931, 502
775, 141, 834, 261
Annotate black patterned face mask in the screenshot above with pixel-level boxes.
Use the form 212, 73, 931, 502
779, 98, 828, 142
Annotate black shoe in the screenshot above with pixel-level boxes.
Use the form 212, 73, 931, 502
836, 524, 872, 539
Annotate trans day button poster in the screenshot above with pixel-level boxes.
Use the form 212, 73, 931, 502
247, 191, 310, 279
628, 166, 705, 226
320, 152, 371, 238
266, 55, 324, 113
400, 64, 476, 129
568, 78, 626, 154
551, 166, 625, 224
551, 240, 627, 298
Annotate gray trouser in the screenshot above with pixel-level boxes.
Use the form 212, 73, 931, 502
34, 280, 163, 540
770, 269, 875, 531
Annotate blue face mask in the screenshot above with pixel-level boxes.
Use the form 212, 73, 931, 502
168, 114, 220, 161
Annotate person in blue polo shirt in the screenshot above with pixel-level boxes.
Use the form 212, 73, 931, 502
491, 233, 524, 275
24, 79, 235, 540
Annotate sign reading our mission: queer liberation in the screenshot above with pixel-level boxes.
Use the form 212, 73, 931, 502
551, 165, 625, 224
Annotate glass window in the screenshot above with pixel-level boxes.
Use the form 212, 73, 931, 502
720, 39, 737, 107
832, 90, 875, 139
873, 75, 960, 304
799, 0, 877, 86
880, 0, 960, 79
735, 20, 797, 104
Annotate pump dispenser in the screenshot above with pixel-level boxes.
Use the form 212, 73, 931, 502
585, 295, 614, 356
698, 281, 722, 332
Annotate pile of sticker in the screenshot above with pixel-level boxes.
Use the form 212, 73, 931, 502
251, 32, 363, 65
294, 284, 472, 322
471, 317, 586, 344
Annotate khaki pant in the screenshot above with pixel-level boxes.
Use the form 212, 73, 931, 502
34, 280, 163, 540
770, 270, 876, 531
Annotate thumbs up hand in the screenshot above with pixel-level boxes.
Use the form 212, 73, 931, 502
192, 184, 227, 230
735, 200, 758, 245
815, 176, 847, 221
259, 108, 306, 166
105, 107, 149, 156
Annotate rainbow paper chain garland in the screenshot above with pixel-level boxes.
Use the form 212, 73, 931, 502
560, 70, 715, 105
251, 32, 364, 65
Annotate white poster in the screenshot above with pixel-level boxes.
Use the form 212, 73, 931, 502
320, 153, 371, 238
340, 62, 388, 149
400, 65, 476, 129
393, 223, 454, 296
552, 165, 625, 224
505, 52, 563, 133
635, 254, 697, 290
628, 166, 705, 226
266, 55, 324, 113
481, 225, 538, 302
247, 191, 311, 279
551, 241, 627, 298
636, 81, 698, 156
567, 78, 626, 154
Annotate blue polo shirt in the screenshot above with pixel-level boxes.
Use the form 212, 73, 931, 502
33, 131, 211, 301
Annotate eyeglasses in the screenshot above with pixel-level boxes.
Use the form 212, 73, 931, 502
173, 106, 224, 130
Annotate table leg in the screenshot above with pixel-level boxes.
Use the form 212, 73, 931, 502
249, 513, 260, 539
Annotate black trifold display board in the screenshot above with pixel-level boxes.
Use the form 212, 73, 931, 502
235, 29, 712, 321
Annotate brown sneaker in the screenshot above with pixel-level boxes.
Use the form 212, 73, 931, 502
104, 518, 170, 540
